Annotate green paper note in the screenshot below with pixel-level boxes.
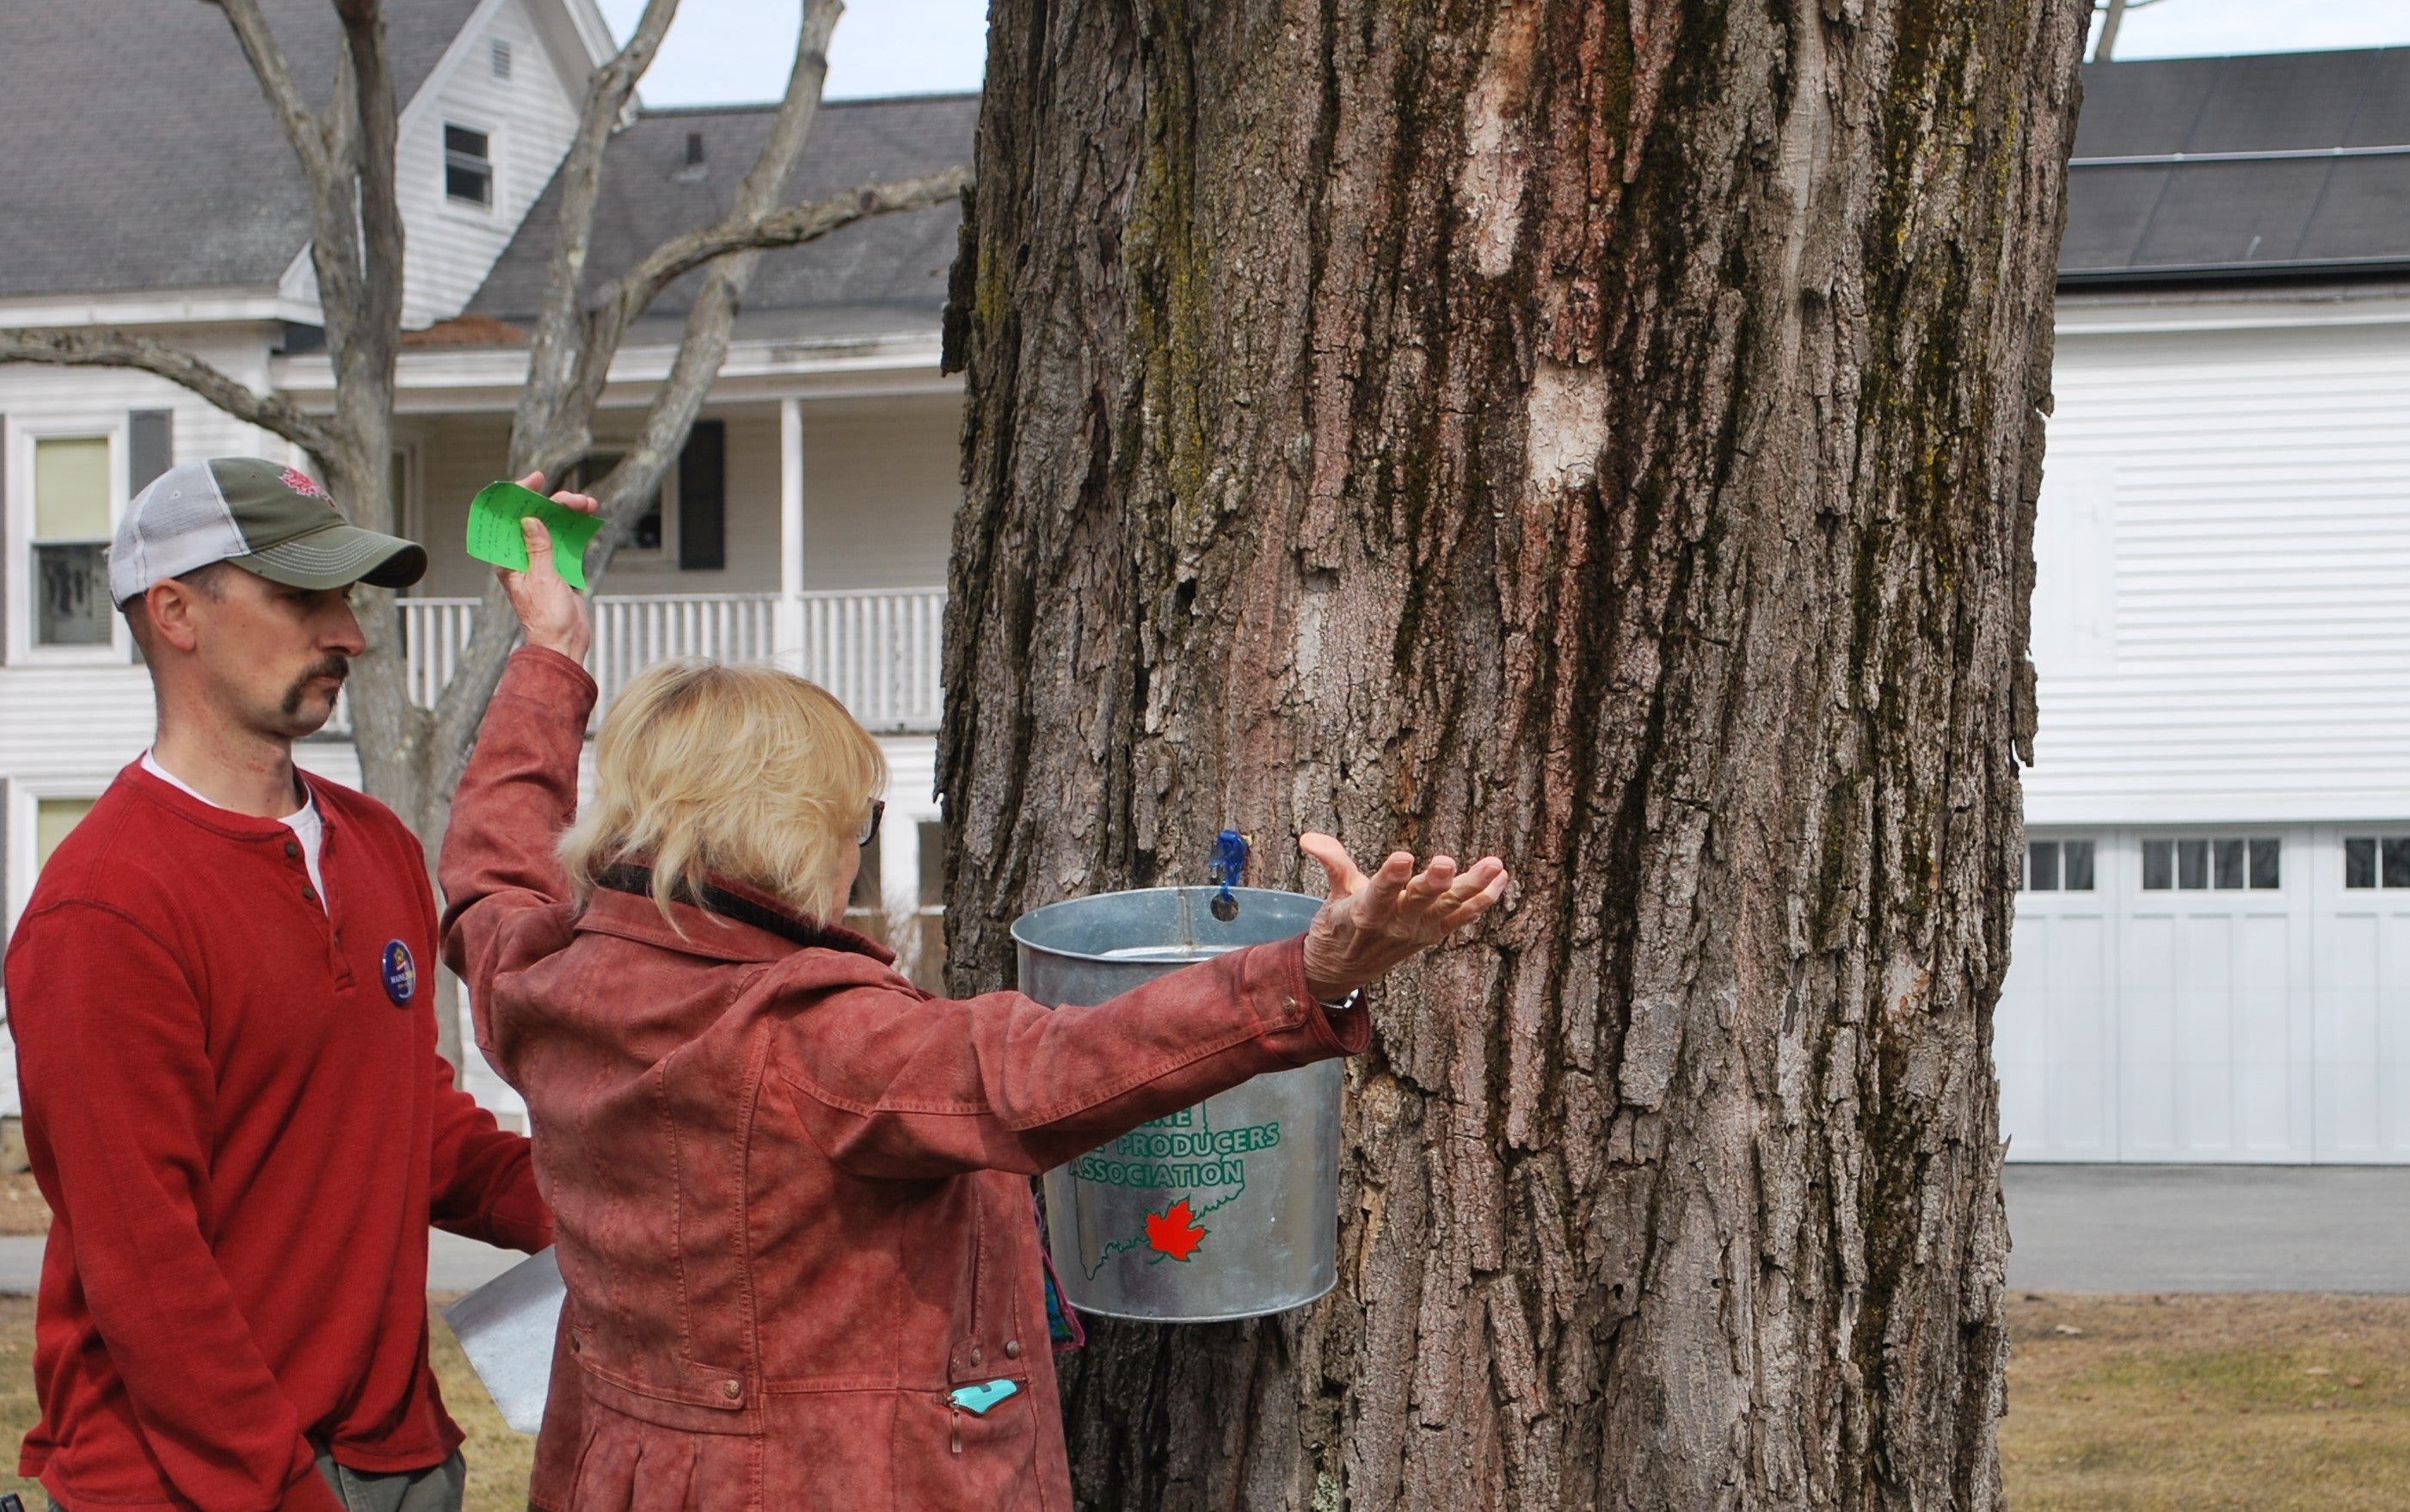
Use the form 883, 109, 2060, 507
465, 480, 606, 590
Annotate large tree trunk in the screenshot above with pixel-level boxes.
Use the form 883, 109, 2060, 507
941, 2, 2087, 1509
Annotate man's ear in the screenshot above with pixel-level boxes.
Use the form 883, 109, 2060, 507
143, 579, 206, 655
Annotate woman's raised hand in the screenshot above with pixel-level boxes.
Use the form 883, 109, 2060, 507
495, 470, 600, 665
1296, 833, 1509, 1001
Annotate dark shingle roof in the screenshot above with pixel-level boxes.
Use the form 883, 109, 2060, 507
466, 95, 976, 338
0, 0, 480, 299
2063, 47, 2410, 286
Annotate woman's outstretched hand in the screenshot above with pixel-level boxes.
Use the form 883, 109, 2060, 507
1296, 833, 1509, 1002
495, 470, 600, 665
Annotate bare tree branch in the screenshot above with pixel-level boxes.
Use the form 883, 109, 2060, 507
622, 169, 974, 324
433, 0, 856, 775
327, 0, 403, 498
203, 0, 341, 193
509, 0, 684, 479
0, 328, 340, 458
544, 0, 850, 473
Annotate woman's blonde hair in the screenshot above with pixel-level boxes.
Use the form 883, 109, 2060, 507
559, 659, 886, 927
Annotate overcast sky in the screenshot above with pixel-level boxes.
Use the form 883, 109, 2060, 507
596, 0, 2410, 107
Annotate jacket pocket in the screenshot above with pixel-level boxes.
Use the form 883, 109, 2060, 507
891, 1386, 1043, 1511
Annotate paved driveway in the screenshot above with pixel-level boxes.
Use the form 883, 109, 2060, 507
0, 1166, 2402, 1296
2004, 1164, 2410, 1293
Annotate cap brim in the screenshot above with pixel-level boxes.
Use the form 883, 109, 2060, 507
243, 524, 427, 591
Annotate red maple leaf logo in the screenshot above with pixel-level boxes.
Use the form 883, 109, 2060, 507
1144, 1198, 1208, 1263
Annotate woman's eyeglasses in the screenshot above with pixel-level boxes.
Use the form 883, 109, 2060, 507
858, 800, 885, 849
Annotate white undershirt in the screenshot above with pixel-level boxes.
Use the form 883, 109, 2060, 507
142, 749, 328, 911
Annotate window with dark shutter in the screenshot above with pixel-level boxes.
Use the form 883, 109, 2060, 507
678, 421, 726, 572
31, 436, 113, 646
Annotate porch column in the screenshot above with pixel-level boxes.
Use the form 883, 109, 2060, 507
777, 396, 805, 673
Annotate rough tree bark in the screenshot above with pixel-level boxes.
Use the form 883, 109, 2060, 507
0, 0, 963, 1073
941, 2, 2087, 1509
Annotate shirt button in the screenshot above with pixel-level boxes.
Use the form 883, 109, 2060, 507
301, 886, 317, 903
1004, 1339, 1022, 1359
569, 1332, 582, 1354
284, 839, 300, 859
970, 1345, 982, 1366
722, 1379, 743, 1399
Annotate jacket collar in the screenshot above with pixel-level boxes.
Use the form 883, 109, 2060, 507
578, 864, 896, 968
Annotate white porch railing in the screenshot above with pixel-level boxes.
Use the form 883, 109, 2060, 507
792, 587, 947, 735
335, 588, 946, 735
588, 593, 782, 717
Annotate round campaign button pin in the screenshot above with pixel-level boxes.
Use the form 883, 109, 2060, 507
381, 941, 418, 1005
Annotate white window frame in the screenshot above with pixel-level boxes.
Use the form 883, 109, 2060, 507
5, 417, 131, 665
390, 438, 424, 545
4, 776, 112, 938
440, 117, 499, 215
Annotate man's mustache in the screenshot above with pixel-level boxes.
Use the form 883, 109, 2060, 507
281, 655, 351, 716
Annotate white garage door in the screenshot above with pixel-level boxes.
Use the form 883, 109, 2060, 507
1998, 827, 2410, 1163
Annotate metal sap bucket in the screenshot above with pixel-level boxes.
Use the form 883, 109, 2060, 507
1013, 886, 1339, 1323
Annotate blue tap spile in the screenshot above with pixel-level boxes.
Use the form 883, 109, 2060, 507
1209, 830, 1249, 920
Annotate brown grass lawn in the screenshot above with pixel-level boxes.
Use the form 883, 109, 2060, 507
0, 1292, 2400, 1508
2001, 1293, 2410, 1510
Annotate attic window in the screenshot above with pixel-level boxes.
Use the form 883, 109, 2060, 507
490, 39, 513, 79
445, 125, 493, 206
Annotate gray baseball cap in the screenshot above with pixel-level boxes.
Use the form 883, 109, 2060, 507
110, 458, 427, 604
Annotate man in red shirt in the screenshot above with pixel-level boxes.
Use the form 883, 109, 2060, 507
4, 459, 557, 1512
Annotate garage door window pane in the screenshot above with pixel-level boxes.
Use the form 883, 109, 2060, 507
2347, 838, 2379, 888
2247, 838, 2280, 890
2387, 839, 2410, 890
2143, 839, 2173, 890
2063, 840, 2096, 891
2212, 839, 2245, 890
2178, 839, 2210, 890
2027, 841, 2059, 891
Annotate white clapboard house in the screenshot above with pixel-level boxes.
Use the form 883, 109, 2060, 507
5, 19, 2410, 1159
0, 0, 971, 1122
2001, 46, 2410, 1163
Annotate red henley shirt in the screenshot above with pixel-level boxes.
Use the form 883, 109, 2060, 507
3, 761, 551, 1512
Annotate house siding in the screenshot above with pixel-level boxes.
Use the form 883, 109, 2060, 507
2026, 310, 2410, 827
395, 0, 586, 329
799, 394, 963, 591
407, 396, 962, 598
2005, 298, 2410, 1164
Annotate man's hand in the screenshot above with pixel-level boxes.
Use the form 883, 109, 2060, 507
1296, 833, 1509, 1002
495, 470, 599, 664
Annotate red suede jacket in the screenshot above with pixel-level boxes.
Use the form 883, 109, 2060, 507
440, 648, 1368, 1512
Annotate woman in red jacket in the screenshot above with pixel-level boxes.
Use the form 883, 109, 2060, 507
440, 497, 1508, 1512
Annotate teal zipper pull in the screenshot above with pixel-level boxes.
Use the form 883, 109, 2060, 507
948, 1377, 1021, 1416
